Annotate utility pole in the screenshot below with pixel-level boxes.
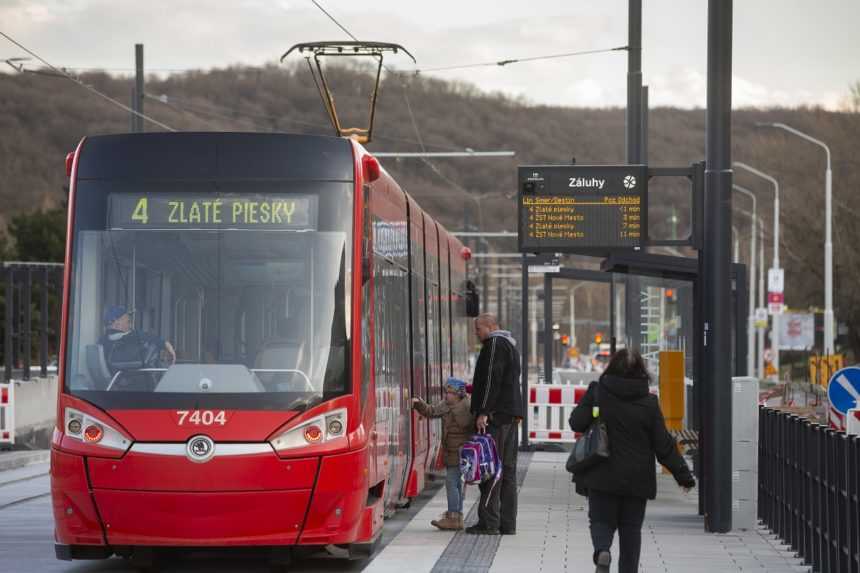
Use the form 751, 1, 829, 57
627, 0, 643, 163
641, 85, 649, 163
625, 0, 644, 354
133, 44, 144, 132
703, 0, 733, 533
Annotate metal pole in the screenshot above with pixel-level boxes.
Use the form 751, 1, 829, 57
758, 234, 765, 379
40, 267, 48, 377
497, 275, 503, 325
23, 267, 32, 381
760, 123, 834, 355
733, 185, 757, 378
627, 0, 643, 164
4, 267, 12, 382
734, 162, 780, 378
520, 255, 530, 448
543, 274, 553, 385
134, 43, 144, 133
825, 164, 833, 355
610, 274, 617, 354
641, 85, 649, 163
704, 0, 733, 532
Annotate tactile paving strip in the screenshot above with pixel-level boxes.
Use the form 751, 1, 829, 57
430, 451, 533, 573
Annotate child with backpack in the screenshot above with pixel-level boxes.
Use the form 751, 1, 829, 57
412, 377, 474, 530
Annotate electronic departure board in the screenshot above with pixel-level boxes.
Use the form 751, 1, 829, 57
518, 165, 648, 252
107, 193, 318, 230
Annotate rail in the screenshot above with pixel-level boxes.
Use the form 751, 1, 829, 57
2, 262, 64, 382
758, 407, 859, 573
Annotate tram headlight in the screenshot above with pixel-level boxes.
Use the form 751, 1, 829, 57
270, 408, 348, 452
63, 407, 131, 452
327, 418, 343, 436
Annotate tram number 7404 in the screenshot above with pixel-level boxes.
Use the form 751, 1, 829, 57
176, 410, 227, 426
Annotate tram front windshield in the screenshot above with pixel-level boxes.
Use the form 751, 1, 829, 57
65, 182, 353, 411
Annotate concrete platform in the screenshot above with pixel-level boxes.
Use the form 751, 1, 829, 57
0, 450, 50, 472
368, 451, 810, 573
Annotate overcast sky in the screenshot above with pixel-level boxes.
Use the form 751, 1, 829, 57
1, 0, 858, 109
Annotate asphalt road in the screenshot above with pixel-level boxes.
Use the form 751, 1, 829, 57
0, 461, 441, 573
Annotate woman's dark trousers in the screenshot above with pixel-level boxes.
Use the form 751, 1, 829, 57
587, 489, 647, 573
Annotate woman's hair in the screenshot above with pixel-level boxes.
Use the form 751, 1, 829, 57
603, 348, 651, 381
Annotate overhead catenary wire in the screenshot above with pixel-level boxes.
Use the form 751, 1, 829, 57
306, 0, 509, 235
0, 29, 176, 132
414, 46, 629, 74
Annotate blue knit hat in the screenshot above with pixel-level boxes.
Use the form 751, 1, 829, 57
445, 377, 467, 395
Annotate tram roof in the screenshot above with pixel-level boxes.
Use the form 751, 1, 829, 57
75, 132, 355, 182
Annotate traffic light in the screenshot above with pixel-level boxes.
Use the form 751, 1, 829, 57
665, 288, 677, 302
560, 334, 570, 346
594, 332, 603, 344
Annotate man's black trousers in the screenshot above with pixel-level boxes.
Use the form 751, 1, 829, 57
477, 422, 518, 532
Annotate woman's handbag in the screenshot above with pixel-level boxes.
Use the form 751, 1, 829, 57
566, 383, 610, 473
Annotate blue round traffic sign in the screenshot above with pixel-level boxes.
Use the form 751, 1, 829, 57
827, 367, 860, 415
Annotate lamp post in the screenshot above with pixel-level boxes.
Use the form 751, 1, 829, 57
734, 162, 781, 378
734, 209, 766, 379
757, 122, 834, 356
733, 185, 757, 378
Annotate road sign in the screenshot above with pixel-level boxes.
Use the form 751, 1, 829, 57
518, 165, 647, 252
754, 307, 768, 328
768, 268, 784, 294
827, 367, 860, 415
778, 312, 813, 350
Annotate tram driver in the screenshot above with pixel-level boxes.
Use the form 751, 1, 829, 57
99, 305, 176, 377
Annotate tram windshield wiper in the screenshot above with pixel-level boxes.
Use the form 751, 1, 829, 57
287, 393, 324, 412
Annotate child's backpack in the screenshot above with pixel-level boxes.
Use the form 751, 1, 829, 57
459, 433, 502, 487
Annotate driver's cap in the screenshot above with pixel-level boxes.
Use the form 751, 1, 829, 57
103, 305, 134, 325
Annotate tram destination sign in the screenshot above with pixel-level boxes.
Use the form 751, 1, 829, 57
518, 165, 648, 252
108, 193, 318, 230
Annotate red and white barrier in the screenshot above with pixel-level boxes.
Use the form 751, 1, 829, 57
846, 408, 860, 436
0, 382, 14, 445
527, 384, 587, 443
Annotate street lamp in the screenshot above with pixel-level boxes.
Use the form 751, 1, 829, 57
735, 207, 767, 379
733, 185, 757, 378
734, 161, 781, 378
757, 122, 835, 356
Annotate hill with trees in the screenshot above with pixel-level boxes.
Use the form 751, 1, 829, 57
1, 63, 859, 356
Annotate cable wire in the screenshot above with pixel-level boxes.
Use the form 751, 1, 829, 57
307, 0, 516, 234
0, 29, 176, 132
414, 46, 628, 74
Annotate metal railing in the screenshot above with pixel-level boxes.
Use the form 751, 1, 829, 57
1, 262, 64, 382
759, 407, 860, 573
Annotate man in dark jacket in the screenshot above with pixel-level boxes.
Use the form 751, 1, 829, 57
570, 349, 695, 573
466, 314, 523, 535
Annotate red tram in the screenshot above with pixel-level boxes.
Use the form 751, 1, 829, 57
51, 133, 476, 564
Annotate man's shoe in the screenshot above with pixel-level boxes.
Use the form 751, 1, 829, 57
465, 524, 499, 535
595, 550, 611, 573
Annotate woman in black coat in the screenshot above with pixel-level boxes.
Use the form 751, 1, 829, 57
569, 349, 695, 573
